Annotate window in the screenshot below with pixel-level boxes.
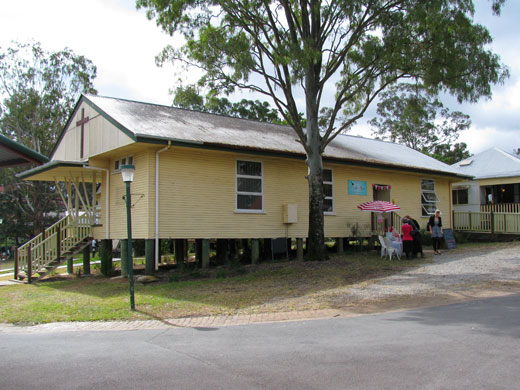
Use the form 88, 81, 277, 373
113, 156, 134, 172
236, 160, 263, 212
421, 179, 439, 216
452, 188, 469, 205
323, 168, 334, 213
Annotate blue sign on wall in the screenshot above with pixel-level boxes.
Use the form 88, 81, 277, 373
348, 180, 367, 196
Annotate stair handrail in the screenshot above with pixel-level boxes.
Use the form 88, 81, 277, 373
17, 215, 70, 274
16, 213, 92, 279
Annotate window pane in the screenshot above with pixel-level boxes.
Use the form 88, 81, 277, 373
421, 179, 434, 191
454, 189, 468, 205
323, 169, 332, 182
459, 189, 468, 204
422, 192, 439, 202
324, 183, 333, 197
237, 194, 262, 210
128, 156, 134, 165
237, 161, 261, 176
323, 198, 333, 212
422, 204, 436, 216
237, 177, 262, 193
114, 160, 120, 170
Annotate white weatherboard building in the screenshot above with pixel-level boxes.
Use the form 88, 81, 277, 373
451, 148, 520, 213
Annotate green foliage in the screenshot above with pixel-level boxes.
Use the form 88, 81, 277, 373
0, 41, 97, 155
430, 142, 471, 165
172, 85, 282, 123
369, 83, 472, 164
0, 41, 97, 241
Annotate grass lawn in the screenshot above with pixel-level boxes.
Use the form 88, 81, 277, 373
0, 241, 515, 325
0, 250, 423, 325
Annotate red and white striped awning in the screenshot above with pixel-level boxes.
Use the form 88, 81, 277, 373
357, 200, 400, 213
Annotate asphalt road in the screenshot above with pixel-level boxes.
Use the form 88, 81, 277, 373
1, 294, 519, 390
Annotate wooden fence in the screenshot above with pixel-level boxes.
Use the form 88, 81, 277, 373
453, 211, 520, 234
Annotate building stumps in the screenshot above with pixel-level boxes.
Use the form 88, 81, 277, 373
145, 239, 155, 275
100, 239, 113, 277
174, 239, 185, 268
67, 257, 73, 274
82, 245, 90, 275
336, 237, 344, 253
296, 238, 304, 261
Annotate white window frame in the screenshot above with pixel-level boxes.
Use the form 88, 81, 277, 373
421, 178, 439, 216
113, 155, 134, 173
452, 188, 469, 205
323, 168, 334, 215
235, 159, 264, 213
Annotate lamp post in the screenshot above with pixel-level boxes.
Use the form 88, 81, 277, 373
121, 164, 135, 310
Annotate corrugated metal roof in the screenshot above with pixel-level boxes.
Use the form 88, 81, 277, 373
0, 133, 49, 167
451, 147, 520, 179
85, 94, 465, 177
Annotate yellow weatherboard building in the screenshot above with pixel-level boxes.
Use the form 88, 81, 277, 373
18, 94, 470, 275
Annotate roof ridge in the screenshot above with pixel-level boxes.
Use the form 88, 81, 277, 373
493, 147, 520, 163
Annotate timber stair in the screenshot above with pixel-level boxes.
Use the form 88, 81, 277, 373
15, 215, 93, 283
17, 238, 92, 282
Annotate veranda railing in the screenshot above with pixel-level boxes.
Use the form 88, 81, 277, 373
453, 211, 520, 234
16, 214, 91, 280
480, 203, 520, 214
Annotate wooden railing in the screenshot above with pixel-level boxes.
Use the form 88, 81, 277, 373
391, 213, 403, 235
16, 214, 91, 280
480, 203, 520, 214
369, 212, 402, 235
453, 211, 520, 234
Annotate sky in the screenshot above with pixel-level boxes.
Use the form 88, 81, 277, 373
0, 0, 518, 156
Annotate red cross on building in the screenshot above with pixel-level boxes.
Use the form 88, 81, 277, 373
76, 108, 90, 159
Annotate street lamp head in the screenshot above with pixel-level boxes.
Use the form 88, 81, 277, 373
120, 164, 135, 183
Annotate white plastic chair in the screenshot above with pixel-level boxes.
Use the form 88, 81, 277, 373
378, 235, 387, 258
383, 236, 400, 261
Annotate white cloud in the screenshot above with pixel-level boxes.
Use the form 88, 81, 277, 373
0, 0, 189, 105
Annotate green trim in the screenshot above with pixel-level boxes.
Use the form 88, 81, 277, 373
0, 134, 49, 165
16, 160, 85, 180
135, 136, 470, 180
82, 96, 137, 141
49, 95, 137, 159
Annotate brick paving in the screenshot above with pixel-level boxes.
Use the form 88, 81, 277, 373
0, 309, 344, 334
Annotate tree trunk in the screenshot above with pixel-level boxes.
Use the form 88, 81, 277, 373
306, 150, 328, 260
304, 69, 328, 261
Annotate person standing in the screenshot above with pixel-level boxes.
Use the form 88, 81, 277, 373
427, 209, 443, 255
91, 239, 97, 258
405, 215, 424, 258
401, 217, 414, 259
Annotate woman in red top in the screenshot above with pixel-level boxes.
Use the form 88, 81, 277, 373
401, 217, 414, 260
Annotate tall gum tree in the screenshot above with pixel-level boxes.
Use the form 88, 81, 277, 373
136, 0, 509, 260
0, 41, 97, 238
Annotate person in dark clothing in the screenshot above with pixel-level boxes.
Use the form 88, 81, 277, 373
427, 209, 443, 255
405, 215, 424, 258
